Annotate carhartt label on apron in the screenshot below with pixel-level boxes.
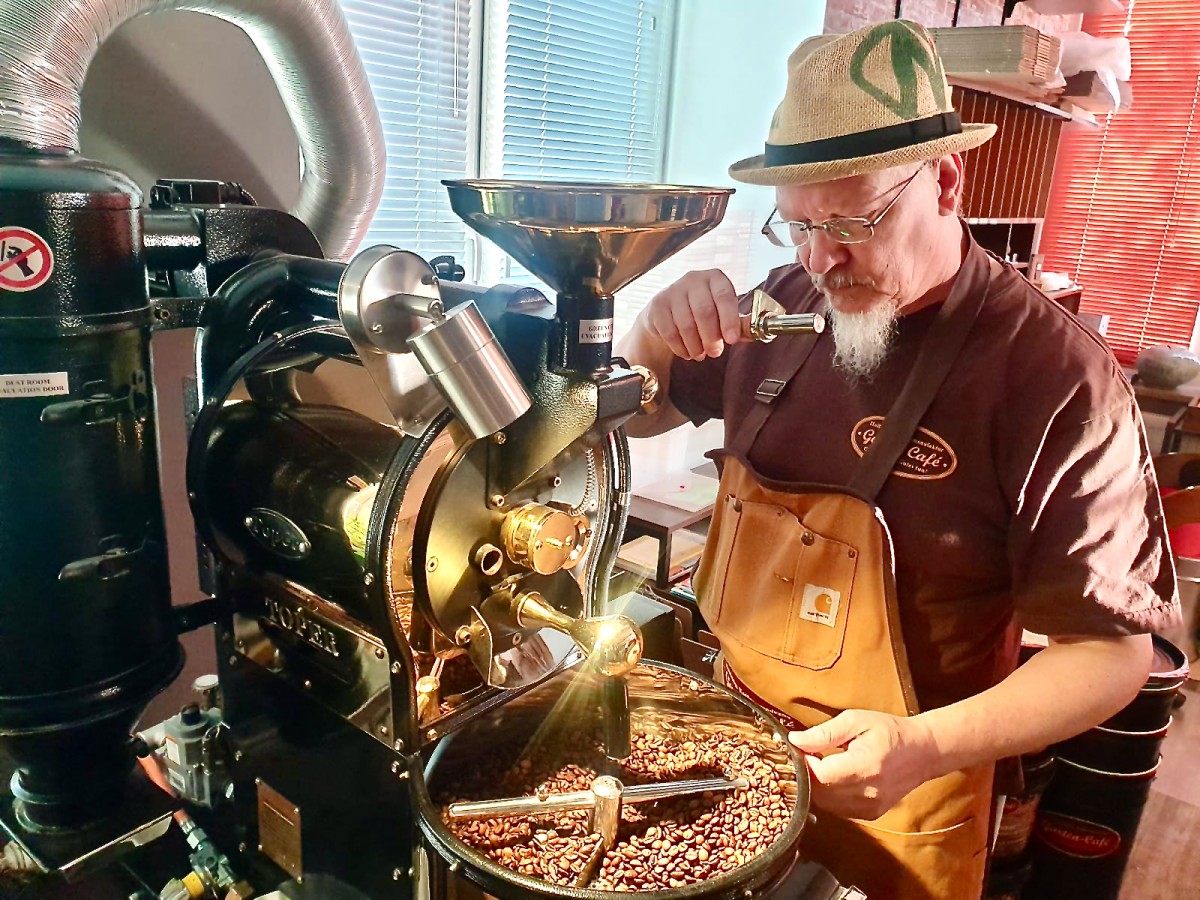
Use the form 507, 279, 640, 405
851, 416, 958, 481
799, 584, 841, 627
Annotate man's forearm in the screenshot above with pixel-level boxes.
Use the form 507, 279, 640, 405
616, 316, 688, 438
914, 633, 1153, 778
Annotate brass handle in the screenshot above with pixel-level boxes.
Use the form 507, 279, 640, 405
740, 289, 825, 343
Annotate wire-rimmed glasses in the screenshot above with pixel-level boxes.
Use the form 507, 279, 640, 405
761, 166, 925, 248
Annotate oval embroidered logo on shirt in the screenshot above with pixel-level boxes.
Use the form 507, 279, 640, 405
851, 416, 958, 481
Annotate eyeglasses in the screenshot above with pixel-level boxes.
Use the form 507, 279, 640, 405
761, 166, 925, 248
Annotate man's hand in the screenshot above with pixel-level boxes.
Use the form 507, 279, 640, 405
615, 268, 743, 437
641, 269, 743, 361
788, 710, 940, 821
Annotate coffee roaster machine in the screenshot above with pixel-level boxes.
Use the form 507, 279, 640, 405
0, 3, 854, 897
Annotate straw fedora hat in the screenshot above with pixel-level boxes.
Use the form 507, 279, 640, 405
729, 20, 996, 186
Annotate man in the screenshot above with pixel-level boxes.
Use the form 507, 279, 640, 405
618, 19, 1179, 900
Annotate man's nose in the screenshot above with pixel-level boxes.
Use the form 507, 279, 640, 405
800, 230, 846, 275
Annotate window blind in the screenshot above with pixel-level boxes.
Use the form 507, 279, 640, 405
480, 0, 674, 288
1038, 0, 1200, 364
340, 0, 476, 267
495, 0, 671, 181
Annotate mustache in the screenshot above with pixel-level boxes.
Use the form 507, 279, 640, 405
812, 271, 876, 292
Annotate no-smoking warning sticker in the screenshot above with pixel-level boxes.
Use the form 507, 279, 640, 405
0, 227, 54, 293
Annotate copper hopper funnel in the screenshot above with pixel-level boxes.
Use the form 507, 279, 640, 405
443, 180, 733, 375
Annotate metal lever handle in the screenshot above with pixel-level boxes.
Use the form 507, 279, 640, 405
58, 546, 137, 582
619, 775, 749, 805
741, 289, 825, 343
757, 312, 825, 337
446, 775, 748, 821
510, 591, 643, 679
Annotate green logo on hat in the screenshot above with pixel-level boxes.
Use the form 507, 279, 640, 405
850, 21, 947, 119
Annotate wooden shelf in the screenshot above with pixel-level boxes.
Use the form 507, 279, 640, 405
952, 78, 1103, 128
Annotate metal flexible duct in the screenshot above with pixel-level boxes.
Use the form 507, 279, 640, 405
0, 0, 386, 260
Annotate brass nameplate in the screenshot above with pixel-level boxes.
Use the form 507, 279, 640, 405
263, 594, 342, 659
257, 779, 303, 881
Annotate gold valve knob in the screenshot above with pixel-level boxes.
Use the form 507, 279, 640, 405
500, 502, 591, 574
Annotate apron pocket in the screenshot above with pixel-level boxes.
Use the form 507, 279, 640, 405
854, 815, 988, 900
693, 491, 742, 625
804, 813, 988, 900
705, 497, 858, 669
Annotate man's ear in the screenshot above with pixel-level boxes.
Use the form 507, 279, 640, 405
933, 154, 966, 216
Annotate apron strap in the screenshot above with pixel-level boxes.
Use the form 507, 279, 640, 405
849, 251, 999, 501
729, 330, 824, 458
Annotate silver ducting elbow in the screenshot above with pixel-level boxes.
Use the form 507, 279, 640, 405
0, 0, 385, 260
197, 0, 386, 260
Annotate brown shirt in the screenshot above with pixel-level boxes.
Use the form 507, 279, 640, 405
669, 237, 1179, 709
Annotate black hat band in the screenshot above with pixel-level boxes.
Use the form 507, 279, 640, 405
764, 111, 962, 167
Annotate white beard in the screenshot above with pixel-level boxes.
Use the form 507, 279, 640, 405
825, 297, 899, 378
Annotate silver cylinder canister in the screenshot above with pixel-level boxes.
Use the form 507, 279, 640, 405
408, 302, 531, 439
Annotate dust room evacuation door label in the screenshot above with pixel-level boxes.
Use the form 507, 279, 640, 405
0, 373, 70, 398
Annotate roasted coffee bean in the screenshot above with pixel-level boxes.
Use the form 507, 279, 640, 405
440, 726, 796, 892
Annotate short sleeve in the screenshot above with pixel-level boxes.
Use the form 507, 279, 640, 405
1008, 385, 1180, 637
668, 352, 729, 426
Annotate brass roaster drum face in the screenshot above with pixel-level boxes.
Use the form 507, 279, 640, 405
194, 344, 613, 715
379, 417, 605, 689
418, 662, 809, 899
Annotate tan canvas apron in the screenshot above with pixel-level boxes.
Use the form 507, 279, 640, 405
693, 251, 1000, 900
